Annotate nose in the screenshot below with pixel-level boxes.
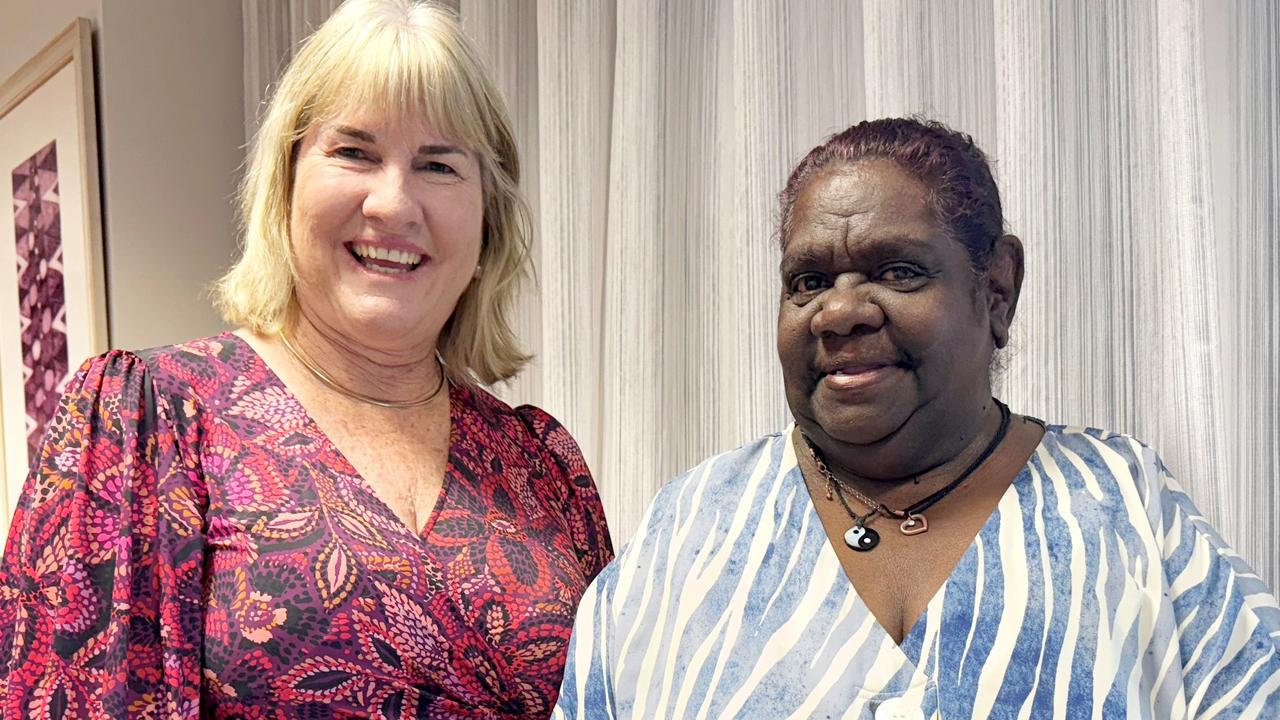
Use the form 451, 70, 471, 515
810, 274, 884, 336
362, 166, 421, 231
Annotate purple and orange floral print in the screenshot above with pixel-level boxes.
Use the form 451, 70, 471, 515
0, 333, 612, 718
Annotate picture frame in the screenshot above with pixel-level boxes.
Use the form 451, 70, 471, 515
0, 18, 107, 536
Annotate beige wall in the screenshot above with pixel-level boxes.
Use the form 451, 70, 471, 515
0, 0, 243, 352
0, 2, 101, 75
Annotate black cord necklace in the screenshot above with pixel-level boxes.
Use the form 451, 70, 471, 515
802, 399, 1012, 552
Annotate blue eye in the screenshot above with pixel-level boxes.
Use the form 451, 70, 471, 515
422, 161, 457, 175
335, 146, 371, 161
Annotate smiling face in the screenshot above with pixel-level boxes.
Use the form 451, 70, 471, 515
288, 109, 485, 352
777, 159, 998, 455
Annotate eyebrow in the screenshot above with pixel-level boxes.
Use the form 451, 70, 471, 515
780, 234, 939, 268
332, 126, 467, 156
864, 234, 939, 251
779, 246, 830, 271
334, 126, 376, 143
419, 143, 467, 156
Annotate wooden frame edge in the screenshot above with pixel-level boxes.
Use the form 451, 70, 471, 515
0, 18, 106, 530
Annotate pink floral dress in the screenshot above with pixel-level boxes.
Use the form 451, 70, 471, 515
0, 333, 612, 718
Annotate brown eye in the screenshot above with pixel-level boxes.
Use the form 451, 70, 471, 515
880, 265, 921, 281
788, 273, 829, 295
877, 264, 929, 289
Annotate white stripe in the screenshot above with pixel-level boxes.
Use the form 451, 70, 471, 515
651, 442, 782, 717
1017, 461, 1055, 720
783, 611, 882, 720
971, 489, 1032, 717
1233, 650, 1280, 719
624, 459, 718, 718
1183, 570, 1239, 715
1041, 445, 1090, 720
1199, 644, 1277, 717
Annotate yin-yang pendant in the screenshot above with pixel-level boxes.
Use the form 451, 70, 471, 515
843, 523, 880, 551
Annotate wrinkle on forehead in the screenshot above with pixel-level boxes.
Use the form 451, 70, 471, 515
787, 159, 938, 252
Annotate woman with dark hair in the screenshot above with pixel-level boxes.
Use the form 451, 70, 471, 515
553, 118, 1280, 718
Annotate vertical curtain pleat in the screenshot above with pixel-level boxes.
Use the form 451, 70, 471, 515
526, 0, 615, 474
241, 0, 345, 140
863, 0, 998, 151
458, 0, 543, 408
1208, 0, 1280, 585
989, 0, 1227, 529
239, 1, 1278, 582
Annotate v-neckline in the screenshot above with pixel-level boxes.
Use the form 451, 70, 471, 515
225, 331, 459, 544
787, 425, 1048, 666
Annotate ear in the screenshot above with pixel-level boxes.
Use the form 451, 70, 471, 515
985, 234, 1024, 348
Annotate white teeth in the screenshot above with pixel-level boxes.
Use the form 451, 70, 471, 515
350, 243, 423, 267
366, 263, 409, 274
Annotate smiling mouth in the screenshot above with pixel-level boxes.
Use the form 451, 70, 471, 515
815, 360, 912, 392
346, 242, 426, 275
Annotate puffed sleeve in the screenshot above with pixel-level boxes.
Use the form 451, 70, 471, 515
0, 351, 207, 718
516, 406, 614, 579
1148, 447, 1280, 717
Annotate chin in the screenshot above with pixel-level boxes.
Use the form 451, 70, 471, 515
335, 305, 435, 348
804, 402, 913, 447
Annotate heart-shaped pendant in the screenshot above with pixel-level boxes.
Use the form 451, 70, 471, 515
900, 514, 928, 536
844, 524, 880, 551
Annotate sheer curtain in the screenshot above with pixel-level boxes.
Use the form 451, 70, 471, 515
243, 0, 1278, 586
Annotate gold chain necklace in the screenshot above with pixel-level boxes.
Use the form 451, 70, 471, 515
278, 329, 448, 409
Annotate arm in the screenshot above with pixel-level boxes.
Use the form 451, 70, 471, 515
553, 566, 619, 719
0, 351, 207, 718
516, 406, 614, 577
1150, 448, 1280, 717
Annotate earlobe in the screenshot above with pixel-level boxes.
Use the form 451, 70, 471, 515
988, 234, 1025, 349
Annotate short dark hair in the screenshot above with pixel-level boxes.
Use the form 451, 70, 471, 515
779, 117, 1005, 271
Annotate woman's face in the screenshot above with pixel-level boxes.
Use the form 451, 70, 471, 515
288, 109, 484, 351
777, 159, 999, 449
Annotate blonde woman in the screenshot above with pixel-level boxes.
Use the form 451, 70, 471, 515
0, 1, 612, 717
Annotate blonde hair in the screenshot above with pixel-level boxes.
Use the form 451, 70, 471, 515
215, 0, 532, 385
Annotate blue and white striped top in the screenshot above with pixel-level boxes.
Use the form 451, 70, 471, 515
554, 426, 1280, 719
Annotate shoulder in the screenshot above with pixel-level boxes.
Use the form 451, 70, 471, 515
647, 431, 791, 520
1031, 424, 1208, 554
456, 384, 579, 451
457, 386, 588, 462
454, 385, 592, 492
618, 431, 792, 565
1032, 424, 1168, 500
131, 333, 254, 397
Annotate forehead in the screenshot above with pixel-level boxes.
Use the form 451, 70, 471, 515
309, 107, 461, 145
784, 159, 942, 254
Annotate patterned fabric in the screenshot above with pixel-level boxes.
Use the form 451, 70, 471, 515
0, 333, 613, 718
554, 425, 1280, 719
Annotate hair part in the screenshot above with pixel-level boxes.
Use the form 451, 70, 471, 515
778, 117, 1005, 273
215, 0, 532, 385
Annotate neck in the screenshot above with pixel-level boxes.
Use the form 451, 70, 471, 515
283, 310, 445, 405
800, 396, 1004, 505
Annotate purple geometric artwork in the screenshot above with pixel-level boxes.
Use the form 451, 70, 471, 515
12, 141, 68, 463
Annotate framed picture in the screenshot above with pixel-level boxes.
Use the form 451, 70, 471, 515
0, 18, 107, 535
